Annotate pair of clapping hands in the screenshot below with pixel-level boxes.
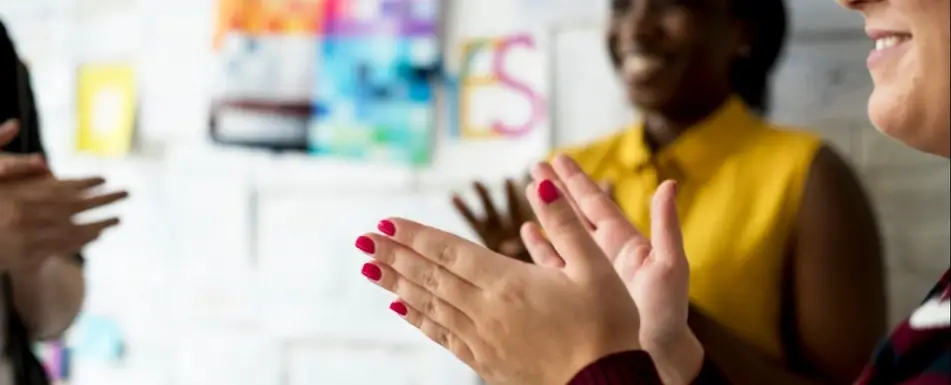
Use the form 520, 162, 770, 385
355, 154, 702, 385
0, 120, 128, 272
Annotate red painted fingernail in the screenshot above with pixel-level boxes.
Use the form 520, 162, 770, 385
361, 263, 382, 281
378, 220, 396, 236
355, 236, 375, 254
389, 301, 408, 316
538, 179, 560, 204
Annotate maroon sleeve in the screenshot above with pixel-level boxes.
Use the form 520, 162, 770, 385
568, 351, 662, 384
568, 351, 732, 385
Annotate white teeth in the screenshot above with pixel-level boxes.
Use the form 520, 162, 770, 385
875, 36, 907, 50
622, 55, 663, 78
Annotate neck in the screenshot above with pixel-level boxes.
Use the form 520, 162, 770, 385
640, 92, 732, 150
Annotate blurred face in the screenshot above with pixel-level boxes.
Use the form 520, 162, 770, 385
839, 0, 950, 156
607, 0, 745, 111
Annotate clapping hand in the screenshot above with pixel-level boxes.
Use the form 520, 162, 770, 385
0, 120, 128, 272
451, 179, 532, 262
358, 154, 704, 384
359, 178, 640, 385
526, 155, 702, 384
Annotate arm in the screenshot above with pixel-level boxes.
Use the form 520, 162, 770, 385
11, 257, 86, 339
688, 305, 826, 385
785, 146, 886, 383
7, 57, 88, 339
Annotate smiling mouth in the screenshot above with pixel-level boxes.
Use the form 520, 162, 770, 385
874, 34, 911, 51
621, 55, 665, 82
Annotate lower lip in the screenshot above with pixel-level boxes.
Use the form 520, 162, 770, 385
867, 41, 910, 68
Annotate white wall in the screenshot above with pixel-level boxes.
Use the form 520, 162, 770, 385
1, 0, 948, 384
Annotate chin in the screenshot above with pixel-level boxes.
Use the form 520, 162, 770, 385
628, 86, 671, 112
868, 63, 950, 158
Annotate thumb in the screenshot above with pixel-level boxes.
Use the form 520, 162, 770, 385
650, 180, 685, 265
0, 120, 19, 147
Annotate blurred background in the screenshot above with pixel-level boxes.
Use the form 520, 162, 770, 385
0, 0, 948, 384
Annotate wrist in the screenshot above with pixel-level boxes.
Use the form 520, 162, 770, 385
563, 329, 643, 384
644, 329, 704, 385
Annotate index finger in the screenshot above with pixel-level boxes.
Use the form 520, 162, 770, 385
530, 161, 595, 231
525, 179, 607, 276
376, 217, 516, 288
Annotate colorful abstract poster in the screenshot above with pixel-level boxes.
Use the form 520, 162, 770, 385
454, 34, 547, 140
214, 0, 324, 48
309, 0, 441, 165
211, 0, 322, 149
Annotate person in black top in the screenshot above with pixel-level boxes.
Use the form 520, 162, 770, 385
1, 19, 128, 385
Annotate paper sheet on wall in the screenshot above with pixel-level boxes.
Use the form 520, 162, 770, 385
76, 63, 137, 156
418, 32, 552, 187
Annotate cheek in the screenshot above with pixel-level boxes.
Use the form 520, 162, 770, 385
868, 46, 948, 151
867, 0, 950, 153
868, 49, 923, 135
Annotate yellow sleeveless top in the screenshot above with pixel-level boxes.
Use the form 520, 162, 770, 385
551, 97, 822, 356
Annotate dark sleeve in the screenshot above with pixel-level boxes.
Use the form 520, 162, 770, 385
568, 351, 732, 385
0, 20, 45, 156
1, 20, 21, 127
14, 59, 46, 156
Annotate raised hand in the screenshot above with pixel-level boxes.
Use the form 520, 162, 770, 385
451, 179, 532, 262
359, 180, 640, 385
524, 154, 701, 384
0, 120, 129, 271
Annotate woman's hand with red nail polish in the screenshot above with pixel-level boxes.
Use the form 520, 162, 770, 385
525, 155, 700, 385
356, 185, 642, 385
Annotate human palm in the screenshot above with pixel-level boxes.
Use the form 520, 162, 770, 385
524, 156, 691, 348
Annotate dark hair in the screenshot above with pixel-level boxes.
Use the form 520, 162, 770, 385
729, 0, 788, 115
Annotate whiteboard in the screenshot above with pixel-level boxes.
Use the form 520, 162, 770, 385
550, 25, 636, 149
